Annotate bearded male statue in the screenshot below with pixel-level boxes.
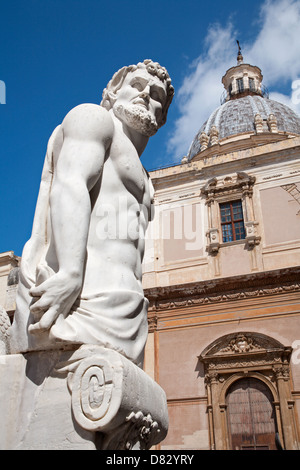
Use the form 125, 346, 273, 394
10, 60, 174, 369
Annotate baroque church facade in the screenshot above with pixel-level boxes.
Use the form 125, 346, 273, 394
1, 50, 300, 450
142, 50, 300, 450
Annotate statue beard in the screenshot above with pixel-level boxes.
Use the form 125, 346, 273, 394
113, 103, 159, 137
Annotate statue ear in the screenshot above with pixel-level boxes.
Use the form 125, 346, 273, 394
109, 66, 129, 94
101, 66, 130, 109
107, 90, 118, 105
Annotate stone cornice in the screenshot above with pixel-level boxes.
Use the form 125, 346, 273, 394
145, 266, 300, 312
0, 251, 20, 274
192, 132, 293, 163
150, 136, 300, 189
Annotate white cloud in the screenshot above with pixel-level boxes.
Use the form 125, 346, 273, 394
168, 0, 300, 161
167, 23, 237, 160
246, 0, 300, 115
246, 0, 300, 84
269, 87, 300, 114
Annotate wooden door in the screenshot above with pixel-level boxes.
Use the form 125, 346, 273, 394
226, 377, 277, 450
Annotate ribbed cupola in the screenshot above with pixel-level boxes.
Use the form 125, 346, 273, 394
185, 42, 300, 162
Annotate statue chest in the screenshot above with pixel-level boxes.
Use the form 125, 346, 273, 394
121, 150, 145, 178
107, 149, 151, 204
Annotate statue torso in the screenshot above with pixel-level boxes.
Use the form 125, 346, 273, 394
52, 117, 154, 297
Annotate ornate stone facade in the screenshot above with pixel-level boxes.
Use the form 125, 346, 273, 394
200, 332, 296, 450
142, 53, 300, 450
1, 53, 300, 451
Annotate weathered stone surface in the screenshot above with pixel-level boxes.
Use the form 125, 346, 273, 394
0, 346, 168, 450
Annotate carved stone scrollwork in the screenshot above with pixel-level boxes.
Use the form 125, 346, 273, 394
254, 113, 264, 133
237, 172, 256, 198
199, 332, 296, 450
205, 371, 219, 385
102, 411, 160, 450
199, 131, 209, 151
209, 126, 219, 146
0, 306, 11, 354
55, 345, 168, 450
273, 364, 290, 381
268, 114, 278, 133
219, 333, 262, 354
201, 332, 287, 359
206, 228, 220, 254
67, 353, 115, 431
201, 172, 260, 254
244, 221, 261, 248
148, 313, 158, 333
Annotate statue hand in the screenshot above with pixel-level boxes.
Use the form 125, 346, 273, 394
28, 271, 82, 334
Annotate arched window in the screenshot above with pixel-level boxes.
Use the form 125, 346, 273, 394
226, 377, 277, 450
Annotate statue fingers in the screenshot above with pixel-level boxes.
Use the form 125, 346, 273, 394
29, 285, 46, 298
30, 296, 50, 315
38, 305, 60, 330
28, 305, 59, 334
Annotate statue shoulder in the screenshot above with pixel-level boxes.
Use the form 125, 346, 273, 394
62, 103, 114, 143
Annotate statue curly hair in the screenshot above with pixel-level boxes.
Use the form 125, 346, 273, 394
101, 59, 174, 127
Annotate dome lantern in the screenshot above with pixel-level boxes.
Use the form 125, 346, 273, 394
221, 42, 267, 105
236, 40, 244, 65
186, 45, 300, 161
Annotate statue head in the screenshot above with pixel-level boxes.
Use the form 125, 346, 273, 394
101, 59, 174, 134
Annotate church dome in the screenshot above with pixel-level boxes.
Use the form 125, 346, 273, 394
188, 95, 300, 159
187, 45, 300, 161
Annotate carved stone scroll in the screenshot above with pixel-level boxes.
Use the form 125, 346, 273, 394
56, 345, 168, 450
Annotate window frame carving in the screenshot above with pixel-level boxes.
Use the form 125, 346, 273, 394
201, 172, 260, 254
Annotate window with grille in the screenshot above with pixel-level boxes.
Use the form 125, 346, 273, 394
237, 78, 244, 93
249, 77, 255, 92
220, 200, 246, 242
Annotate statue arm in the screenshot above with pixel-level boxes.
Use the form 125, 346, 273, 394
29, 104, 114, 333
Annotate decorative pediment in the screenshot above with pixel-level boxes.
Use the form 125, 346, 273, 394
219, 334, 262, 354
201, 172, 256, 202
198, 331, 295, 450
200, 332, 285, 359
199, 332, 292, 383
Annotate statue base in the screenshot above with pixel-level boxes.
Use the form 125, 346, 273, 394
0, 345, 168, 450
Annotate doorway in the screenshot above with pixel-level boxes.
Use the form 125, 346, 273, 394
226, 377, 277, 450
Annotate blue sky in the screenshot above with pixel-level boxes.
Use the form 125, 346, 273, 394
1, 0, 300, 256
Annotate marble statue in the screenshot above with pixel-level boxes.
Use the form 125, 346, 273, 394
0, 60, 173, 450
10, 60, 174, 369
